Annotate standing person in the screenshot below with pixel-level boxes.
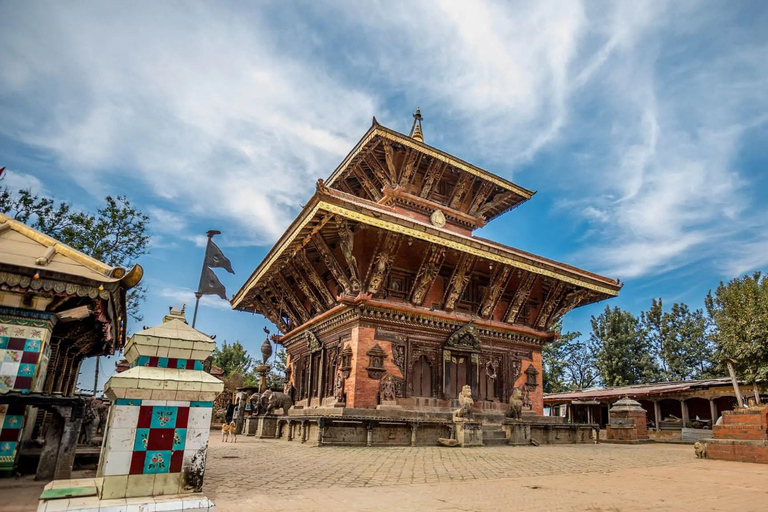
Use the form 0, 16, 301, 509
225, 397, 235, 425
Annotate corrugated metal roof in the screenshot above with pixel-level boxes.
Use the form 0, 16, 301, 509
544, 377, 735, 402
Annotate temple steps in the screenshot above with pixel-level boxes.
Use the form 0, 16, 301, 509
483, 424, 507, 446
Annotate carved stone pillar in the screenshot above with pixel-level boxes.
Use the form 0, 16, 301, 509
410, 423, 418, 447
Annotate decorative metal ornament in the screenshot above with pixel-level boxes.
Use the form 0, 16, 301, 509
430, 209, 446, 228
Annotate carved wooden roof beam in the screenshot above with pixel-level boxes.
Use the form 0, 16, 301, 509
410, 243, 447, 306
535, 281, 565, 329
479, 264, 513, 319
365, 231, 401, 295
505, 272, 538, 323
444, 253, 476, 312
286, 261, 325, 315
313, 233, 354, 296
295, 249, 336, 307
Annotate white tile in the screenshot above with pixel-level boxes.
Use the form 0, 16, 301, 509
186, 408, 211, 430
124, 497, 156, 512
184, 429, 209, 451
140, 400, 167, 407
99, 498, 128, 512
107, 428, 137, 453
181, 497, 208, 510
103, 449, 133, 476
153, 499, 184, 512
112, 406, 140, 428
43, 499, 70, 512
165, 401, 190, 408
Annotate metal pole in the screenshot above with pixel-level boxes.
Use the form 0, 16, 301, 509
191, 292, 202, 329
93, 355, 100, 396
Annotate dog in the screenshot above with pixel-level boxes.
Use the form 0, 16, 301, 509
694, 441, 707, 459
221, 421, 237, 443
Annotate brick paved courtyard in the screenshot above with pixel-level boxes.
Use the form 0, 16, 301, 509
203, 437, 768, 511
3, 437, 768, 511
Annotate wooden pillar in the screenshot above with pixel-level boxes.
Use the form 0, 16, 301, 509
709, 398, 718, 424
680, 399, 689, 427
36, 409, 64, 480
726, 360, 744, 408
317, 349, 324, 402
654, 401, 662, 432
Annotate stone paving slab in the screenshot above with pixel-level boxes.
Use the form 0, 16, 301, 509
2, 439, 768, 511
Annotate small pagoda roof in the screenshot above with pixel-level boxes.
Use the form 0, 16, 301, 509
0, 212, 142, 287
324, 119, 535, 222
231, 184, 620, 309
543, 377, 736, 402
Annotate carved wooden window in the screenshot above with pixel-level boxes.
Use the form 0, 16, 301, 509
412, 355, 432, 397
340, 345, 352, 379
525, 364, 539, 388
365, 344, 386, 379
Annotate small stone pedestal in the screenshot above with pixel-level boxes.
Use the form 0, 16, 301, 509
454, 420, 483, 447
376, 400, 403, 411
254, 415, 278, 439
37, 307, 224, 512
244, 416, 259, 436
605, 397, 648, 444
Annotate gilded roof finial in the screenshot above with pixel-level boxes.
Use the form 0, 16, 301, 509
409, 107, 424, 142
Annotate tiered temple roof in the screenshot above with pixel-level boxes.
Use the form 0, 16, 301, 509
232, 117, 620, 342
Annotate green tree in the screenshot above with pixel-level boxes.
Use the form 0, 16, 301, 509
591, 306, 659, 386
543, 329, 598, 392
213, 341, 254, 377
641, 299, 717, 381
705, 272, 768, 386
267, 348, 287, 390
0, 188, 150, 321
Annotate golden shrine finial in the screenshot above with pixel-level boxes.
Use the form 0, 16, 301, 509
409, 107, 424, 142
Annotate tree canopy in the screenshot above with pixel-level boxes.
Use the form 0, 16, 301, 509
706, 272, 768, 385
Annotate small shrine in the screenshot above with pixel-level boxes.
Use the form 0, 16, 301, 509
232, 112, 621, 446
0, 214, 141, 478
36, 306, 224, 511
605, 397, 649, 444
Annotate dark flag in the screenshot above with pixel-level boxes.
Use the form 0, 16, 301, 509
199, 266, 228, 300
205, 240, 234, 274
192, 230, 235, 327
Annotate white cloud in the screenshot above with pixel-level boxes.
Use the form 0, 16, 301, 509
0, 1, 766, 283
1, 168, 47, 195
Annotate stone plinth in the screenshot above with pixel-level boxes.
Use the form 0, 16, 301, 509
703, 405, 768, 464
503, 417, 596, 446
244, 416, 258, 436
254, 416, 278, 439
605, 397, 647, 444
454, 420, 483, 447
37, 307, 224, 511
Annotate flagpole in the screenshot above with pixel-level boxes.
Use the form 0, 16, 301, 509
192, 230, 220, 328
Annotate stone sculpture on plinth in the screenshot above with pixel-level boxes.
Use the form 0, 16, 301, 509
451, 385, 483, 447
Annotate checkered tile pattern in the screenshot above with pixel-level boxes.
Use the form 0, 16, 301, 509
0, 336, 46, 392
101, 400, 213, 478
131, 355, 204, 370
0, 403, 25, 473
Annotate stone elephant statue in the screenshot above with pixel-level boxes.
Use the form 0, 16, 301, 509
263, 390, 293, 416
80, 397, 107, 445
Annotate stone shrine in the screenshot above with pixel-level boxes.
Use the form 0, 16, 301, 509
37, 307, 223, 511
605, 397, 649, 444
232, 112, 621, 446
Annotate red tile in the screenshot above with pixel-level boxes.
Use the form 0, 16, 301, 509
137, 406, 153, 428
21, 351, 39, 364
7, 338, 25, 350
0, 428, 20, 442
130, 451, 146, 475
167, 358, 178, 369
13, 377, 32, 390
185, 359, 195, 370
147, 428, 174, 451
149, 356, 159, 367
170, 450, 183, 473
175, 407, 189, 429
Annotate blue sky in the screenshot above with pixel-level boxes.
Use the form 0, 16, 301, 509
1, 2, 767, 391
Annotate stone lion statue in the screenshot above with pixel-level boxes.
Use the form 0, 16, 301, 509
506, 387, 523, 419
453, 385, 474, 421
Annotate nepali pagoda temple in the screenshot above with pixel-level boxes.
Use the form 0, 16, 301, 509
232, 111, 621, 419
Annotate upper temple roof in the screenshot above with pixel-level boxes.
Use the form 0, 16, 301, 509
324, 119, 535, 232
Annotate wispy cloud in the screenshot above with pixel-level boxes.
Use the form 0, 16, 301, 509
0, 1, 766, 285
158, 285, 231, 312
